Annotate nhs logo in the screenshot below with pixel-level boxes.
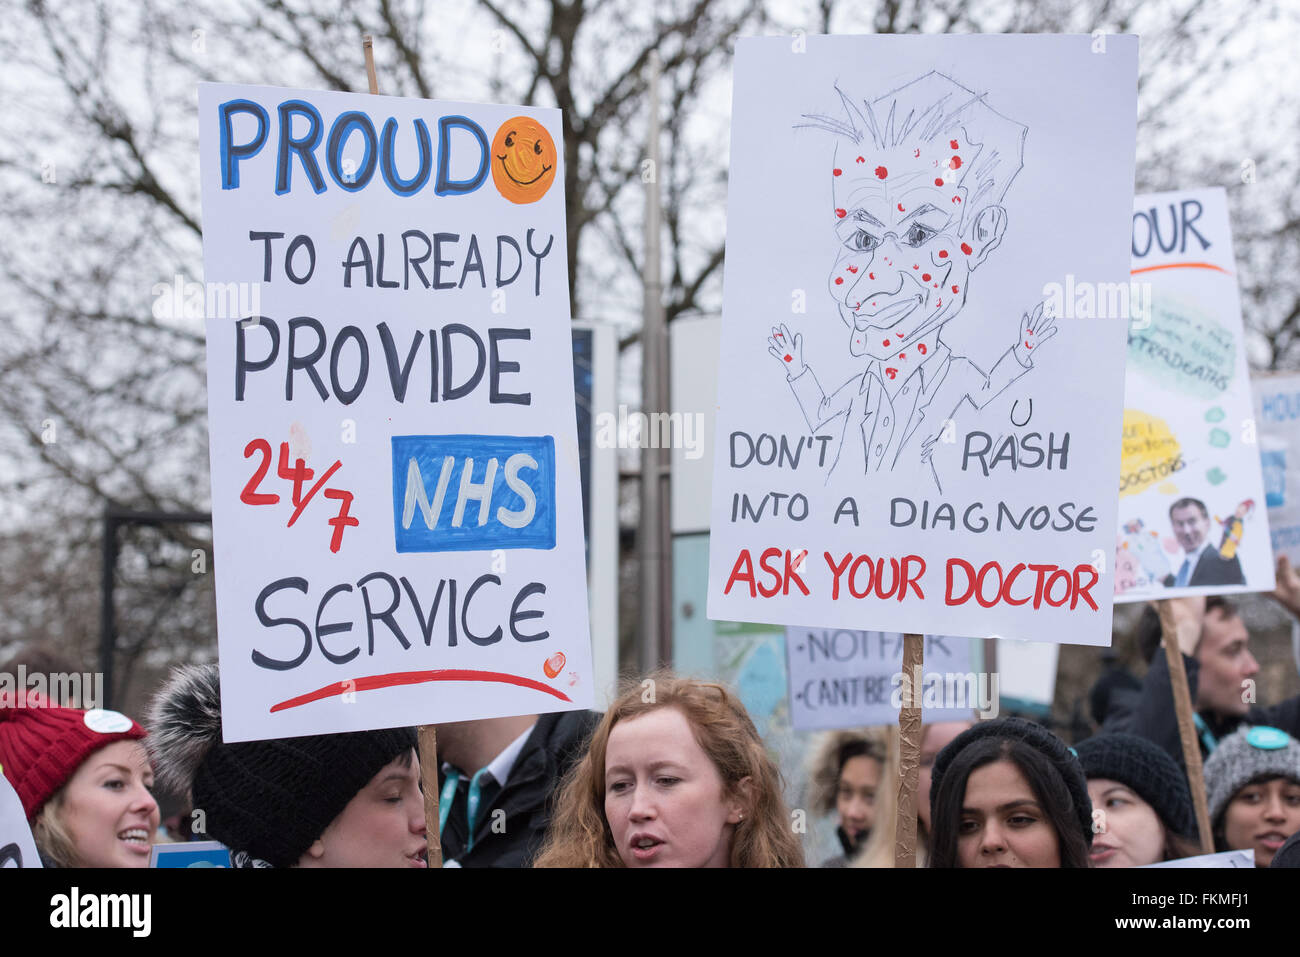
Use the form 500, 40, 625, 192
392, 434, 556, 552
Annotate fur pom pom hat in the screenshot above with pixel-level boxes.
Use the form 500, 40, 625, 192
147, 664, 417, 867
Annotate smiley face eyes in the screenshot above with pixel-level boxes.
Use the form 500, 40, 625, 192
505, 132, 516, 148
534, 140, 544, 155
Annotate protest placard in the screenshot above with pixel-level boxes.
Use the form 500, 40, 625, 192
198, 83, 592, 741
1115, 187, 1272, 601
784, 629, 978, 730
0, 772, 40, 868
150, 840, 232, 868
1253, 373, 1300, 566
707, 35, 1137, 647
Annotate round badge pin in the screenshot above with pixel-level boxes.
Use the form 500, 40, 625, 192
1246, 726, 1290, 751
83, 709, 133, 734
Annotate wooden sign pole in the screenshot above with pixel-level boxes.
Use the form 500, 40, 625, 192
1156, 599, 1214, 854
360, 33, 444, 867
894, 632, 924, 867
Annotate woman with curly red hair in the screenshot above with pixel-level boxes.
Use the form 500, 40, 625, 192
534, 673, 803, 867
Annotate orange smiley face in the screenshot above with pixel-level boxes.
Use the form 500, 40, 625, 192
491, 116, 557, 204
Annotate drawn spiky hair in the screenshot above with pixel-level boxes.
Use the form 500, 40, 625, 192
146, 662, 223, 797
798, 71, 1028, 235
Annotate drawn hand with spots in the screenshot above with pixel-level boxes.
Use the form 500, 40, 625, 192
767, 323, 805, 378
1012, 302, 1058, 367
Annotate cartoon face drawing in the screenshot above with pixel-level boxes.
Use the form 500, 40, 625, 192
828, 136, 1003, 361
491, 117, 557, 204
766, 72, 1053, 487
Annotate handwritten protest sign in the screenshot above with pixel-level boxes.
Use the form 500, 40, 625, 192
1114, 188, 1272, 601
1253, 373, 1300, 566
784, 629, 977, 730
198, 83, 591, 741
0, 773, 40, 868
707, 36, 1137, 646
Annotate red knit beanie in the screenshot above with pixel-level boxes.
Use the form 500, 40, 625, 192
0, 691, 147, 821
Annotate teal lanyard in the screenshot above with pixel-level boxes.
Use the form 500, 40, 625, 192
1193, 713, 1218, 755
438, 767, 493, 853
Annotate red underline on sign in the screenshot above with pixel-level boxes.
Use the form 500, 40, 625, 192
1130, 262, 1231, 276
269, 669, 572, 712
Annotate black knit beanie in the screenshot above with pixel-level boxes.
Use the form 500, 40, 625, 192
147, 664, 417, 868
930, 716, 1093, 847
1075, 732, 1196, 839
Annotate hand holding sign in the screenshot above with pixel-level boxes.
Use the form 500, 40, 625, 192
767, 323, 804, 377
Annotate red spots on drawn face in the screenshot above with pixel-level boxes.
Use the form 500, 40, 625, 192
922, 273, 931, 281
1025, 341, 1033, 349
835, 277, 843, 285
932, 283, 938, 288
883, 339, 890, 347
934, 178, 944, 186
855, 302, 861, 308
949, 156, 962, 169
897, 203, 905, 212
952, 284, 959, 293
885, 368, 897, 380
856, 156, 865, 164
899, 352, 906, 360
872, 301, 877, 306
939, 249, 948, 258
833, 168, 842, 176
936, 298, 942, 307
960, 242, 973, 255
847, 265, 858, 273
836, 208, 847, 218
868, 273, 874, 280
952, 196, 962, 204
875, 166, 888, 179
950, 139, 959, 149
783, 354, 792, 363
913, 148, 921, 158
918, 343, 928, 355
913, 264, 919, 270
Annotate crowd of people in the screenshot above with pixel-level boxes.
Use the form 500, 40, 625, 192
4, 586, 1300, 869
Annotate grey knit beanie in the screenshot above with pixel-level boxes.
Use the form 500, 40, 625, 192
1204, 725, 1300, 824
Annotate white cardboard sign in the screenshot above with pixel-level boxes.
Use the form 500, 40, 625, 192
1114, 188, 1273, 601
198, 83, 592, 741
784, 629, 977, 730
0, 774, 41, 868
1253, 373, 1300, 567
708, 36, 1137, 646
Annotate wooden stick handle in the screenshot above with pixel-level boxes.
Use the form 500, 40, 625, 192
363, 34, 379, 95
1156, 600, 1214, 854
895, 632, 924, 868
417, 724, 443, 866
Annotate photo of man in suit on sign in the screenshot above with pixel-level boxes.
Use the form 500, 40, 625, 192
1163, 496, 1245, 588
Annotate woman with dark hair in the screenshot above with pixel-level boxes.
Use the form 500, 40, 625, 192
927, 717, 1092, 868
805, 728, 886, 866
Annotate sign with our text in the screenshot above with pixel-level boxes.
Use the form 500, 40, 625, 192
784, 628, 978, 730
1114, 188, 1272, 601
199, 83, 592, 741
707, 36, 1137, 645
